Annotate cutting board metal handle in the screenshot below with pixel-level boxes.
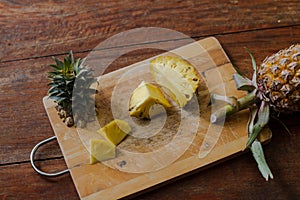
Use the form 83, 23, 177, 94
30, 136, 69, 177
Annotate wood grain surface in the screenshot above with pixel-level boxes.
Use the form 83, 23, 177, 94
1, 0, 300, 62
0, 0, 299, 199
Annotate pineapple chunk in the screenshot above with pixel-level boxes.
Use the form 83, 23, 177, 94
129, 81, 171, 119
90, 139, 116, 164
150, 56, 201, 107
98, 119, 131, 145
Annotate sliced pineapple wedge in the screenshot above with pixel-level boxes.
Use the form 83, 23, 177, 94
90, 139, 116, 164
150, 56, 201, 107
129, 81, 171, 119
98, 119, 131, 145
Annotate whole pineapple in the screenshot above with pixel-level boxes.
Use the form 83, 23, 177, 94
211, 44, 300, 181
48, 51, 96, 127
257, 44, 300, 112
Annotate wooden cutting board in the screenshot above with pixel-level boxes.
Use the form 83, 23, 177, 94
43, 37, 271, 200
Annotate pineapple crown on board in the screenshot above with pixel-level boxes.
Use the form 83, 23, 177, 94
47, 51, 96, 127
48, 51, 84, 104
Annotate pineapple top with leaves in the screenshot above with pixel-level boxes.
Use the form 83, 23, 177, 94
48, 51, 96, 127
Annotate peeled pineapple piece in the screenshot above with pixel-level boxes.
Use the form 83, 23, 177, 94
98, 119, 131, 145
90, 139, 116, 164
150, 56, 201, 107
129, 81, 171, 119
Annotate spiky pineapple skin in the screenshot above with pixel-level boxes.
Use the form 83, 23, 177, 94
257, 44, 300, 112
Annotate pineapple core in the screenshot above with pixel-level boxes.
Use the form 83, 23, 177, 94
98, 119, 131, 145
150, 56, 201, 107
90, 139, 116, 164
129, 81, 171, 119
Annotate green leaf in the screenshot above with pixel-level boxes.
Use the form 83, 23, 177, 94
48, 82, 58, 87
247, 105, 258, 135
246, 101, 270, 148
54, 57, 64, 69
76, 69, 88, 78
244, 48, 257, 87
49, 64, 62, 71
56, 91, 67, 97
48, 71, 62, 77
49, 90, 65, 98
56, 97, 67, 104
257, 101, 270, 127
48, 95, 61, 102
52, 75, 63, 80
69, 50, 74, 64
246, 123, 262, 148
81, 57, 87, 65
48, 86, 59, 94
73, 59, 80, 75
245, 48, 257, 72
251, 140, 273, 181
48, 91, 60, 97
233, 73, 256, 92
65, 80, 74, 86
64, 57, 70, 72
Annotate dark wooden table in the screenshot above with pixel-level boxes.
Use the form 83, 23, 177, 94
1, 1, 300, 199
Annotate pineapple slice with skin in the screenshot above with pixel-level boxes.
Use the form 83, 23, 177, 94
90, 139, 116, 164
150, 56, 201, 107
98, 119, 131, 145
129, 81, 171, 119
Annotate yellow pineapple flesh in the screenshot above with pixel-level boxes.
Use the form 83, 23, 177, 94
90, 139, 116, 164
129, 81, 171, 119
98, 119, 131, 145
150, 56, 201, 107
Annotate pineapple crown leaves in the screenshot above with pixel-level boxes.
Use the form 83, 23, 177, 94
251, 140, 274, 181
246, 101, 270, 149
244, 47, 258, 87
47, 51, 96, 126
232, 73, 256, 92
209, 48, 273, 181
232, 48, 258, 93
48, 51, 79, 103
232, 49, 271, 148
234, 49, 273, 181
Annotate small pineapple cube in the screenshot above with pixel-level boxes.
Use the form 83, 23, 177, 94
90, 139, 116, 164
129, 81, 171, 119
98, 119, 131, 145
